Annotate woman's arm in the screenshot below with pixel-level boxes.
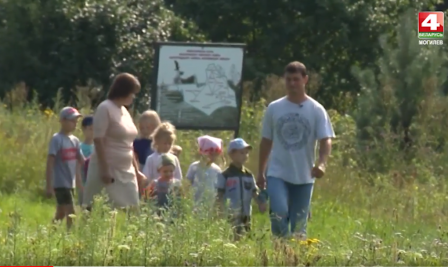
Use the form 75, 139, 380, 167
93, 102, 111, 178
133, 152, 140, 172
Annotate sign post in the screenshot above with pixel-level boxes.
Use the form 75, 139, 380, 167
151, 42, 245, 138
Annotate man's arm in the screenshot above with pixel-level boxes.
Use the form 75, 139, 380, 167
315, 107, 335, 170
258, 138, 272, 175
258, 105, 274, 176
317, 138, 332, 168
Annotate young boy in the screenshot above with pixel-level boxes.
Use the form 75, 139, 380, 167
45, 107, 84, 229
134, 110, 161, 170
80, 116, 94, 158
217, 138, 267, 240
143, 153, 182, 212
78, 115, 93, 205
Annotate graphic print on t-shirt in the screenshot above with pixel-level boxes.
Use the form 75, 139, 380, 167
275, 113, 311, 151
61, 148, 77, 161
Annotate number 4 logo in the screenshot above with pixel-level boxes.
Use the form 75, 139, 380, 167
418, 12, 444, 33
422, 14, 440, 30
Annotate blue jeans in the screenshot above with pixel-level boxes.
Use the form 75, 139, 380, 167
267, 176, 313, 237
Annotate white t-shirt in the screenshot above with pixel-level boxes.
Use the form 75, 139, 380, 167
186, 161, 222, 205
142, 152, 183, 181
261, 96, 335, 184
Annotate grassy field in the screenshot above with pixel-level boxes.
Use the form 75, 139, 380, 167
1, 96, 448, 266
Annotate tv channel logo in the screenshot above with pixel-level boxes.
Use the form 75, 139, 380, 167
418, 12, 444, 39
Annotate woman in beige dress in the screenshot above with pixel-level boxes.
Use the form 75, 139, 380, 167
83, 73, 147, 209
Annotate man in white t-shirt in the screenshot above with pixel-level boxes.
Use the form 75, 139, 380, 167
257, 61, 335, 239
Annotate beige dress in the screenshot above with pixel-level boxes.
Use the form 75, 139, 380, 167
83, 100, 139, 208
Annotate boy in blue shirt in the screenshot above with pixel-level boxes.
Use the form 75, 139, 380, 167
133, 110, 160, 169
46, 107, 84, 229
217, 138, 267, 240
80, 116, 94, 158
78, 115, 93, 205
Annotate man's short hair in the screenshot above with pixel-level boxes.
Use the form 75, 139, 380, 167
284, 61, 307, 77
107, 73, 141, 100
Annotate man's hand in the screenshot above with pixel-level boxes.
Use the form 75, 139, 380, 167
256, 173, 266, 190
311, 164, 325, 179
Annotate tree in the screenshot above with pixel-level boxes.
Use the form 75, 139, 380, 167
0, 0, 204, 108
352, 9, 448, 171
167, 0, 442, 109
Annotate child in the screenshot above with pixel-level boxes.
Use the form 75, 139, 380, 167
142, 153, 182, 211
217, 138, 267, 240
186, 135, 222, 210
171, 145, 182, 158
80, 116, 94, 158
78, 115, 93, 205
142, 122, 182, 181
134, 110, 161, 170
45, 107, 85, 229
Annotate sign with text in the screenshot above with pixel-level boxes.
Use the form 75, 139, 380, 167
150, 42, 245, 134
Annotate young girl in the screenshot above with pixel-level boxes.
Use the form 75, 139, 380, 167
186, 135, 223, 210
142, 153, 182, 207
133, 110, 161, 170
142, 122, 182, 182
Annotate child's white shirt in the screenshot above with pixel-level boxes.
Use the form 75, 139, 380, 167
142, 152, 183, 181
186, 161, 221, 207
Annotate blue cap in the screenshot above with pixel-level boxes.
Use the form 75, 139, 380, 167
227, 138, 252, 153
81, 116, 93, 127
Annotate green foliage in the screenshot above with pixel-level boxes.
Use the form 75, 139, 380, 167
0, 0, 205, 107
168, 0, 443, 108
352, 9, 448, 173
2, 99, 448, 265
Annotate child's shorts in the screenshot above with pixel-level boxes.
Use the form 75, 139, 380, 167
54, 188, 75, 205
230, 215, 251, 235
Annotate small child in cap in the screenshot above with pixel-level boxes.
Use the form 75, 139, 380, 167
80, 116, 94, 158
78, 115, 94, 205
45, 107, 85, 229
186, 135, 223, 210
143, 153, 182, 211
217, 138, 267, 240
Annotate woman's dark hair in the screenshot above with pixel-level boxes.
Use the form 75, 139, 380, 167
107, 73, 141, 100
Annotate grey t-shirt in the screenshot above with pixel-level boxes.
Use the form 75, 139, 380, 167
186, 161, 222, 206
261, 96, 335, 184
48, 133, 82, 188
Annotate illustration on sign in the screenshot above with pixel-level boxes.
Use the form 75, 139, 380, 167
152, 43, 244, 129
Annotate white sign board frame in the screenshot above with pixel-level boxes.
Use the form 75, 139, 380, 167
150, 42, 245, 136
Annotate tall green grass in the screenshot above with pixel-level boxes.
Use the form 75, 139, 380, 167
1, 84, 448, 265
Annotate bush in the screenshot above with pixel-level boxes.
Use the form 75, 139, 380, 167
0, 0, 205, 108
